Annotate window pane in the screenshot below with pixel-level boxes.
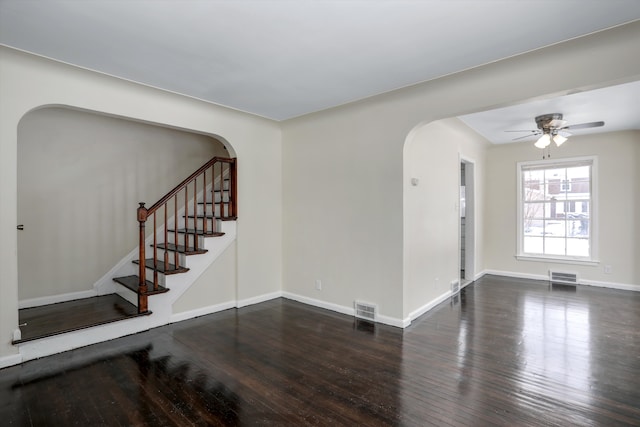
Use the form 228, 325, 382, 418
545, 168, 566, 195
523, 176, 544, 201
545, 200, 563, 218
524, 201, 544, 221
567, 165, 590, 197
545, 220, 566, 237
567, 238, 590, 257
567, 217, 588, 237
523, 236, 543, 254
544, 237, 566, 256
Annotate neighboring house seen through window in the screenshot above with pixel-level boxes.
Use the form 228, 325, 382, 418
517, 156, 597, 263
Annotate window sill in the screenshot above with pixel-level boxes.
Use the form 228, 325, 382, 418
515, 255, 600, 266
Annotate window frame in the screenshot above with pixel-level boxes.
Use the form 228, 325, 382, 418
516, 156, 599, 265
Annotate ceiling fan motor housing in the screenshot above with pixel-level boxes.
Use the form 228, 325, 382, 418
535, 113, 564, 130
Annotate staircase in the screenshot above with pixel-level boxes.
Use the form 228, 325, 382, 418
14, 156, 237, 362
113, 156, 237, 315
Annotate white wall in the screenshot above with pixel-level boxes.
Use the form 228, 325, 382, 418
18, 107, 227, 301
0, 46, 282, 362
403, 118, 489, 319
173, 241, 237, 314
282, 103, 406, 322
484, 130, 640, 288
281, 21, 640, 326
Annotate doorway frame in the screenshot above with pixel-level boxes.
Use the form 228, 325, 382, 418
459, 155, 476, 287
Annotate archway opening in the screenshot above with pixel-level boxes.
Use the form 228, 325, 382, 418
17, 106, 232, 307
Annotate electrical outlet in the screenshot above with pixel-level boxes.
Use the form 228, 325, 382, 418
315, 279, 322, 290
604, 265, 612, 274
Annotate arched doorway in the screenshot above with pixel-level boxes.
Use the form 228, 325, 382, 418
17, 106, 232, 307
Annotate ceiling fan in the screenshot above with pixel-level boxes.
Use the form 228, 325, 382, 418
506, 113, 604, 149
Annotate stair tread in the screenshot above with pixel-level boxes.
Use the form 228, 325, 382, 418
113, 275, 170, 295
132, 259, 189, 274
168, 228, 225, 237
14, 294, 151, 344
155, 243, 207, 255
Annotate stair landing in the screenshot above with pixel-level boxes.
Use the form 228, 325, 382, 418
14, 294, 150, 344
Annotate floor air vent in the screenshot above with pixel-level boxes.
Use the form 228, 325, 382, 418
354, 301, 377, 321
549, 270, 578, 285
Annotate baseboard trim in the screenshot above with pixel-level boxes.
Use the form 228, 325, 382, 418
170, 301, 236, 323
282, 292, 352, 316
580, 279, 639, 292
483, 269, 548, 282
19, 289, 98, 309
484, 269, 639, 292
236, 291, 282, 308
474, 270, 488, 281
407, 290, 452, 324
281, 292, 406, 328
0, 352, 22, 369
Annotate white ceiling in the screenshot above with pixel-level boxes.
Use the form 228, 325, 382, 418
1, 0, 640, 127
459, 80, 640, 144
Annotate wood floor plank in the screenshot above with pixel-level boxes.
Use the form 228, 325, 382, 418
2, 275, 640, 426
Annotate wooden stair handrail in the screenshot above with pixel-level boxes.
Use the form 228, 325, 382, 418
134, 156, 237, 314
147, 156, 236, 216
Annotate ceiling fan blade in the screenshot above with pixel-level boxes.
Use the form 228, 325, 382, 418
504, 129, 538, 133
512, 132, 540, 141
562, 121, 605, 130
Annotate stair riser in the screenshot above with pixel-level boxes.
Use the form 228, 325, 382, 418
197, 204, 226, 215
200, 193, 229, 204
184, 217, 221, 231
140, 269, 168, 286
198, 206, 233, 218
147, 249, 187, 266
178, 234, 206, 249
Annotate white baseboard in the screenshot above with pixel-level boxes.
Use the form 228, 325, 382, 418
407, 290, 452, 325
580, 279, 639, 292
483, 269, 548, 282
281, 291, 407, 328
19, 289, 98, 309
474, 270, 488, 281
282, 291, 352, 316
236, 291, 282, 308
170, 301, 236, 323
484, 269, 639, 292
0, 352, 23, 369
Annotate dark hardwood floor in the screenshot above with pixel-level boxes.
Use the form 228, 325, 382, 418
2, 275, 639, 426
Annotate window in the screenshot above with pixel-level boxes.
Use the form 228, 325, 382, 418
517, 157, 597, 263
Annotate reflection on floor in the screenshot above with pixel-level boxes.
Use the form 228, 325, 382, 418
2, 275, 639, 426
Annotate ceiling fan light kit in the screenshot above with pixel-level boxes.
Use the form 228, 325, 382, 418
552, 133, 568, 146
534, 133, 551, 149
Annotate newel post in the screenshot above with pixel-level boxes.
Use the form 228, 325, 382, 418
137, 202, 149, 313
